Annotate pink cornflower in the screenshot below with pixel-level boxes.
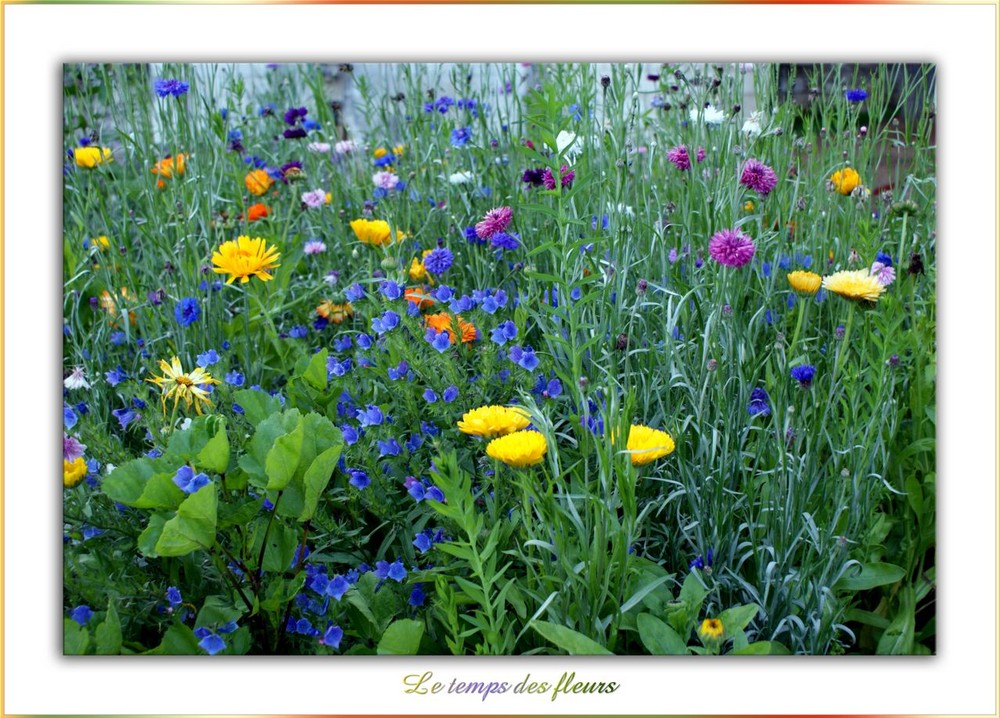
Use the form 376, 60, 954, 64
740, 158, 778, 197
870, 261, 896, 287
475, 206, 513, 239
541, 165, 574, 190
64, 433, 87, 462
372, 171, 400, 190
307, 142, 331, 153
301, 189, 326, 208
304, 240, 327, 255
708, 228, 756, 268
696, 147, 706, 163
334, 140, 356, 155
666, 145, 691, 171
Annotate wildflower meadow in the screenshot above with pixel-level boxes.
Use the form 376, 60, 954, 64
62, 63, 936, 655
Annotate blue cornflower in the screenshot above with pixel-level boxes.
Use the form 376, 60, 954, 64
112, 407, 137, 430
196, 349, 219, 367
408, 586, 426, 607
845, 88, 868, 103
225, 370, 245, 387
490, 232, 520, 251
875, 251, 893, 267
491, 320, 518, 346
450, 127, 472, 147
464, 226, 485, 245
790, 364, 817, 388
174, 297, 200, 327
689, 547, 715, 571
154, 78, 190, 98
173, 466, 211, 494
442, 385, 459, 403
109, 331, 127, 346
326, 575, 351, 601
345, 283, 365, 302
105, 366, 127, 386
747, 387, 771, 417
422, 388, 438, 403
70, 605, 93, 625
347, 468, 370, 489
424, 247, 454, 275
319, 624, 343, 649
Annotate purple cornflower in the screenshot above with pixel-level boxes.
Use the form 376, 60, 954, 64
490, 232, 520, 252
522, 168, 545, 186
666, 145, 691, 170
423, 247, 454, 275
63, 433, 87, 461
747, 387, 771, 417
174, 297, 200, 326
542, 165, 574, 190
475, 206, 513, 239
845, 89, 868, 103
790, 364, 817, 388
740, 158, 778, 197
154, 78, 190, 98
708, 228, 756, 268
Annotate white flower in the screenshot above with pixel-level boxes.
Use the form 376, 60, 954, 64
307, 142, 331, 153
64, 367, 91, 391
689, 104, 727, 126
556, 130, 583, 158
448, 171, 474, 185
741, 111, 763, 138
301, 189, 326, 208
334, 140, 356, 155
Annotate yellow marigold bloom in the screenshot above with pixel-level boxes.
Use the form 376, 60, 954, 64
74, 146, 113, 168
373, 147, 389, 159
316, 300, 354, 324
64, 457, 88, 488
743, 200, 755, 212
325, 191, 333, 205
486, 430, 548, 468
147, 356, 221, 416
90, 235, 110, 251
698, 618, 724, 641
151, 153, 186, 179
393, 144, 405, 157
457, 405, 531, 438
829, 167, 861, 195
245, 169, 274, 196
409, 257, 427, 282
787, 270, 822, 294
626, 424, 676, 466
211, 235, 281, 284
350, 218, 395, 247
821, 269, 886, 302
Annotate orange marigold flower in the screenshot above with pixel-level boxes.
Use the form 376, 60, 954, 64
405, 288, 435, 310
99, 288, 136, 326
245, 169, 274, 196
423, 312, 476, 344
151, 153, 186, 179
316, 301, 354, 324
457, 316, 478, 344
247, 203, 270, 222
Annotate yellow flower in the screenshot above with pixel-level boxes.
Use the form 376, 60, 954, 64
457, 405, 531, 438
211, 235, 281, 284
316, 300, 354, 324
350, 218, 395, 247
64, 457, 88, 488
74, 146, 113, 168
393, 144, 405, 157
486, 430, 548, 468
698, 617, 724, 641
245, 169, 274, 196
409, 257, 427, 282
829, 167, 861, 195
325, 191, 333, 205
787, 270, 822, 294
89, 236, 110, 251
373, 147, 389, 159
147, 356, 221, 416
743, 200, 755, 212
821, 269, 886, 302
151, 153, 186, 179
626, 424, 676, 466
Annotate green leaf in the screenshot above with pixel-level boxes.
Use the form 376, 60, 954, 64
195, 595, 244, 629
300, 444, 342, 521
132, 472, 186, 510
532, 620, 613, 655
261, 522, 299, 573
835, 562, 906, 591
95, 602, 122, 655
377, 619, 425, 655
137, 513, 168, 557
877, 587, 916, 655
154, 483, 218, 556
732, 641, 791, 655
102, 458, 162, 506
197, 420, 230, 473
265, 418, 304, 490
717, 604, 759, 638
300, 348, 329, 390
637, 613, 688, 655
149, 623, 201, 655
233, 389, 281, 426
64, 618, 89, 655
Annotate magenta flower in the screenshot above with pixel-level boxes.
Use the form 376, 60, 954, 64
542, 165, 574, 190
708, 228, 756, 268
64, 433, 87, 462
740, 158, 778, 197
666, 145, 691, 170
475, 206, 513, 239
870, 261, 896, 287
696, 146, 706, 163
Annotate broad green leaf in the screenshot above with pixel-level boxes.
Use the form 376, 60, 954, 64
718, 604, 759, 638
300, 348, 329, 390
637, 613, 688, 655
261, 522, 299, 572
64, 618, 89, 655
377, 619, 425, 655
732, 641, 791, 655
95, 602, 122, 655
233, 389, 281, 426
102, 458, 162, 506
532, 620, 613, 655
195, 595, 243, 629
300, 444, 342, 521
877, 587, 916, 655
132, 472, 186, 510
149, 623, 201, 655
137, 513, 168, 557
265, 418, 304, 490
155, 483, 218, 556
835, 562, 906, 592
197, 420, 230, 473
